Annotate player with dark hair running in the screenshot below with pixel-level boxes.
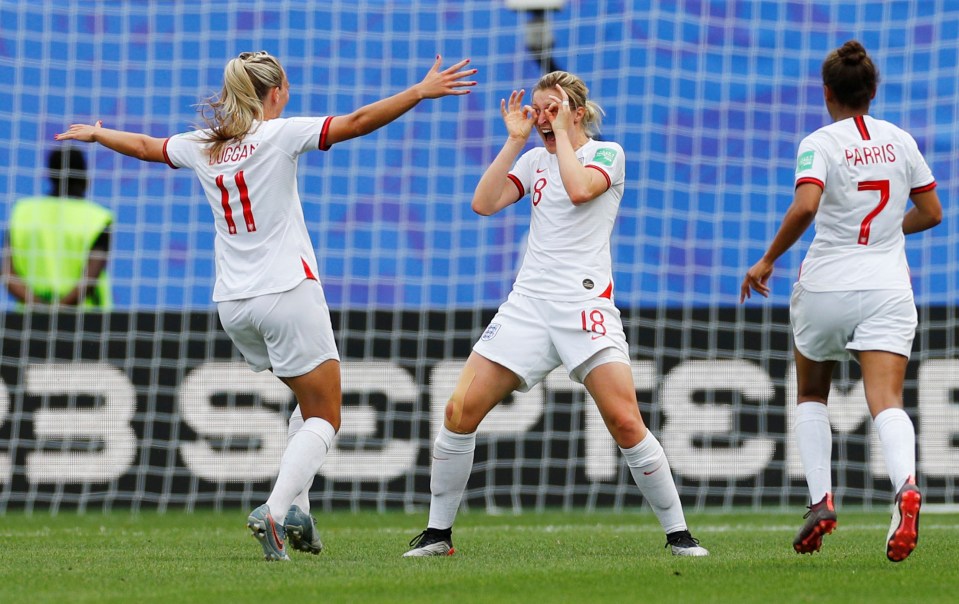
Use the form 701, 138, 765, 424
741, 40, 941, 562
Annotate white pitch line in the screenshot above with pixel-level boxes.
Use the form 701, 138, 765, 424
339, 521, 959, 536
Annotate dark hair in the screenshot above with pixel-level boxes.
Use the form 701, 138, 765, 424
47, 147, 87, 198
821, 40, 879, 110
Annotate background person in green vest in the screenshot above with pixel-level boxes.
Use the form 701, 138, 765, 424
2, 147, 113, 309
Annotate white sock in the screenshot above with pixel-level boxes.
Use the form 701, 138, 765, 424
874, 407, 916, 493
286, 406, 312, 513
795, 402, 832, 503
427, 426, 476, 530
265, 416, 335, 525
621, 432, 687, 534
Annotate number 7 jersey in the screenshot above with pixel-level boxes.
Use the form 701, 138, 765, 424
794, 115, 936, 292
162, 117, 333, 301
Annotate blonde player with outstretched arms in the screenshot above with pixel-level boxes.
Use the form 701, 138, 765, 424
403, 71, 708, 558
57, 50, 477, 561
741, 40, 941, 562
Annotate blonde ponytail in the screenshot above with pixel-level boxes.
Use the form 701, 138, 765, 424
199, 51, 286, 158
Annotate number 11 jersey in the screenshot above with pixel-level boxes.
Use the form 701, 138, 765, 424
163, 116, 333, 301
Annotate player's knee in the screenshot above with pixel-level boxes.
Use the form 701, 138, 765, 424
297, 396, 341, 431
444, 394, 476, 433
606, 412, 645, 447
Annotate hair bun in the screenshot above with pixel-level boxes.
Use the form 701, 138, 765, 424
838, 40, 867, 65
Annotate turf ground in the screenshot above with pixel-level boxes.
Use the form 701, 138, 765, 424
2, 508, 957, 603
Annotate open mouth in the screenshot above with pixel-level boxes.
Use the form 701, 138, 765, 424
539, 127, 556, 144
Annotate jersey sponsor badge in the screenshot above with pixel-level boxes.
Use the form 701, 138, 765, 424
582, 278, 595, 290
797, 150, 815, 172
591, 148, 617, 167
481, 323, 501, 341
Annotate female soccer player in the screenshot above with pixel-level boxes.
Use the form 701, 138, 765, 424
404, 71, 708, 558
741, 40, 941, 562
57, 50, 477, 561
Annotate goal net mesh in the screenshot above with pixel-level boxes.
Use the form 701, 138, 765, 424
1, 1, 958, 513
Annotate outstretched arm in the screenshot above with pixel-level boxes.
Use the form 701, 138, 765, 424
324, 55, 477, 147
55, 120, 167, 163
740, 182, 822, 302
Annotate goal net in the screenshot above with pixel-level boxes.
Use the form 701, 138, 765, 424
1, 1, 958, 513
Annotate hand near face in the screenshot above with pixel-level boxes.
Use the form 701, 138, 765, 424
501, 89, 535, 141
545, 85, 572, 132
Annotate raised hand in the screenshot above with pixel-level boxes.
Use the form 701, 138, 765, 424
500, 89, 534, 141
55, 120, 103, 143
415, 55, 477, 99
545, 84, 572, 133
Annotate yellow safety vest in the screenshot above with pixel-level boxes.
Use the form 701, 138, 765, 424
8, 196, 113, 309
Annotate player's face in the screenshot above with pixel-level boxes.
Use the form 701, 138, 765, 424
531, 89, 559, 153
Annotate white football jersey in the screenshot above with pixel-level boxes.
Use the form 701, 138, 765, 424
163, 117, 333, 301
794, 115, 936, 291
507, 139, 625, 301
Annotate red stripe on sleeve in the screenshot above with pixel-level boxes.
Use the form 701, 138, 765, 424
162, 138, 178, 169
911, 181, 937, 195
507, 174, 525, 199
319, 116, 335, 151
796, 177, 824, 190
586, 164, 611, 190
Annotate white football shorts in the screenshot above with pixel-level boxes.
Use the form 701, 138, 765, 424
473, 291, 631, 392
790, 284, 917, 361
217, 278, 340, 377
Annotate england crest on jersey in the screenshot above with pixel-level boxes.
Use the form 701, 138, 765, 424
481, 323, 501, 341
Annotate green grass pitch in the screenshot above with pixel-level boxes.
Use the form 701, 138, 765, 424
2, 509, 957, 603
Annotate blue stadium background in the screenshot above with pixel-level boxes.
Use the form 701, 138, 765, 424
2, 1, 957, 310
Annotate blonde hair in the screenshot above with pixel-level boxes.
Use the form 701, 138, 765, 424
199, 51, 286, 158
534, 71, 604, 137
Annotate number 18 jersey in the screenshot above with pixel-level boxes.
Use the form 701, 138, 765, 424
794, 115, 936, 292
163, 116, 333, 301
